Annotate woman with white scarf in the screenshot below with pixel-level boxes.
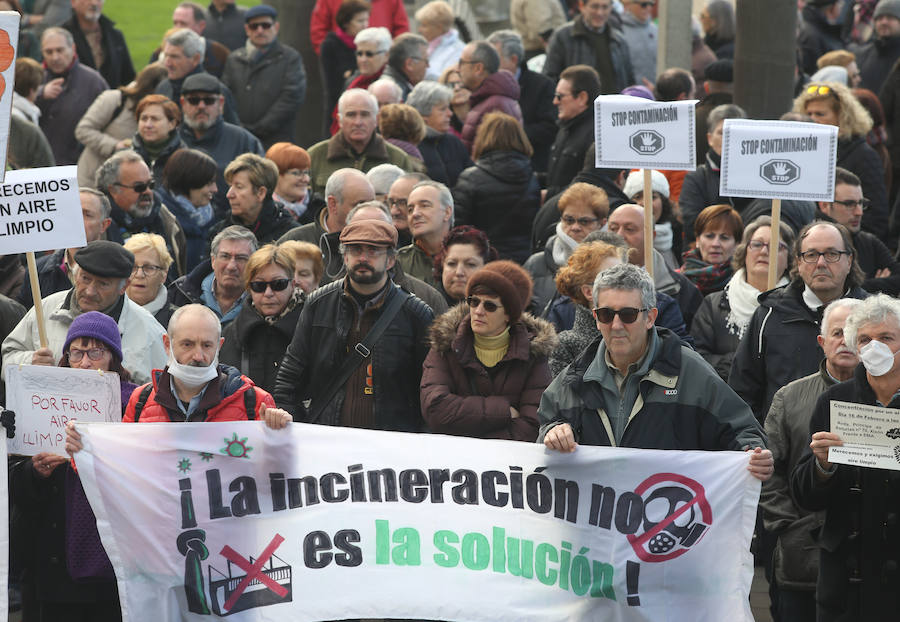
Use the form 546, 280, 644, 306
523, 182, 609, 313
691, 215, 794, 381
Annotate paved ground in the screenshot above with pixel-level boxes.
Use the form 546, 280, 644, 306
752, 566, 774, 622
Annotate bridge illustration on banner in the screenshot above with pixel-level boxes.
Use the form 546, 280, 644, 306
208, 535, 293, 615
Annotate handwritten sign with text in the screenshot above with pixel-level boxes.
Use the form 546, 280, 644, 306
5, 365, 121, 456
828, 400, 900, 471
0, 166, 84, 254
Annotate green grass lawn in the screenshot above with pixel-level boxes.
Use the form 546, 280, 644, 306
105, 0, 260, 73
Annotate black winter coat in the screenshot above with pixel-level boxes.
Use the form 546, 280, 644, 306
167, 259, 212, 307
418, 127, 472, 187
545, 108, 594, 199
319, 31, 357, 123
453, 150, 541, 264
206, 198, 298, 252
691, 288, 740, 382
797, 5, 846, 76
679, 151, 751, 245
273, 280, 434, 430
791, 365, 900, 621
837, 136, 889, 241
815, 209, 900, 294
518, 66, 557, 174
220, 297, 303, 395
63, 14, 134, 88
16, 248, 72, 310
851, 35, 900, 94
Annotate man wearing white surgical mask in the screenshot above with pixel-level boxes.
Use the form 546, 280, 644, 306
67, 305, 292, 444
791, 293, 900, 620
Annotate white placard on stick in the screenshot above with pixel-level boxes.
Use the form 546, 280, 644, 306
719, 119, 838, 201
5, 365, 121, 457
594, 95, 697, 170
0, 165, 83, 254
0, 12, 19, 183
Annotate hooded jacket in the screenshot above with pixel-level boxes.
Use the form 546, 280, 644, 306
460, 71, 523, 151
728, 279, 868, 421
453, 150, 540, 264
421, 304, 556, 441
537, 327, 766, 450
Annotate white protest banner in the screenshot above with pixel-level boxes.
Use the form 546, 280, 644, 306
0, 166, 83, 254
6, 365, 121, 457
719, 119, 838, 201
594, 95, 697, 170
828, 400, 900, 470
75, 422, 759, 622
0, 12, 18, 181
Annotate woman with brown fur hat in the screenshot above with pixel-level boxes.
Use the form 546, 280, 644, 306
420, 260, 557, 441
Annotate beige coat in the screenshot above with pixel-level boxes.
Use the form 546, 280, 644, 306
510, 0, 566, 53
74, 89, 136, 188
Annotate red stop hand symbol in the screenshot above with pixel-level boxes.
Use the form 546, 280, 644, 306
0, 29, 16, 98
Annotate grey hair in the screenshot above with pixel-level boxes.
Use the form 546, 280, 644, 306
821, 298, 863, 337
165, 28, 204, 59
210, 224, 258, 257
368, 78, 403, 103
338, 88, 378, 117
407, 81, 452, 116
42, 27, 73, 47
592, 263, 656, 310
96, 150, 146, 191
347, 200, 391, 223
79, 188, 111, 219
167, 303, 222, 341
388, 33, 428, 72
354, 26, 392, 52
843, 294, 900, 351
707, 103, 746, 130
412, 180, 454, 226
469, 41, 500, 74
325, 168, 370, 205
486, 29, 525, 64
366, 164, 405, 196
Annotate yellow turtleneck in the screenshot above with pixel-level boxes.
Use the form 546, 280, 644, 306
474, 327, 510, 368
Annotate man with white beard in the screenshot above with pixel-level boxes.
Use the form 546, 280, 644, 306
96, 150, 187, 277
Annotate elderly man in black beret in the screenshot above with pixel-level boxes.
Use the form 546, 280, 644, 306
1, 240, 167, 384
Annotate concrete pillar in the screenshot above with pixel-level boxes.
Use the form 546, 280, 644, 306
733, 0, 798, 120
657, 0, 693, 72
269, 0, 326, 147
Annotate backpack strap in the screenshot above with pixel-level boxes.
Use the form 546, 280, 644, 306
132, 384, 154, 422
244, 387, 257, 420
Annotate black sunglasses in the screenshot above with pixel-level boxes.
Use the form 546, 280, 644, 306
248, 278, 291, 293
592, 307, 649, 324
248, 21, 274, 30
466, 296, 503, 313
184, 95, 219, 106
114, 180, 155, 193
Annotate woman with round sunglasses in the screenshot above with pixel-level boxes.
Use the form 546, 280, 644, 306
219, 244, 302, 394
691, 215, 794, 381
11, 312, 136, 620
420, 260, 557, 441
792, 81, 889, 238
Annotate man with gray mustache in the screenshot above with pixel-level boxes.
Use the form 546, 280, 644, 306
760, 298, 861, 620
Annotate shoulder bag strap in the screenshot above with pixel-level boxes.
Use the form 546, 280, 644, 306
306, 287, 411, 423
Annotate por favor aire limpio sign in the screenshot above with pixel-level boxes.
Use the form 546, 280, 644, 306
74, 423, 759, 621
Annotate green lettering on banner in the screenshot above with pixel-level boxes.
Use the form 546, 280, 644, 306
433, 530, 460, 567
392, 527, 421, 566
461, 532, 490, 570
375, 519, 390, 564
535, 542, 558, 586
492, 527, 506, 573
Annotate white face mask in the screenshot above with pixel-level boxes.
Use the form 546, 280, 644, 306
858, 340, 900, 377
167, 350, 219, 388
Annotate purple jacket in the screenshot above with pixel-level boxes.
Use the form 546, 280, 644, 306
461, 71, 523, 151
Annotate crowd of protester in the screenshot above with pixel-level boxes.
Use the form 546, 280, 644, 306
3, 0, 900, 620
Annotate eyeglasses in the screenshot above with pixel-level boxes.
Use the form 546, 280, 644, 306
344, 245, 388, 257
184, 95, 219, 106
798, 249, 852, 263
833, 198, 870, 211
247, 21, 274, 30
132, 264, 164, 276
214, 252, 250, 264
457, 59, 477, 66
410, 56, 429, 65
561, 215, 599, 227
388, 197, 407, 209
553, 92, 572, 101
466, 296, 503, 313
806, 84, 833, 96
446, 80, 462, 89
248, 278, 291, 293
67, 347, 109, 362
592, 307, 649, 324
747, 240, 789, 253
635, 0, 655, 6
114, 180, 155, 193
356, 49, 384, 57
287, 169, 310, 178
